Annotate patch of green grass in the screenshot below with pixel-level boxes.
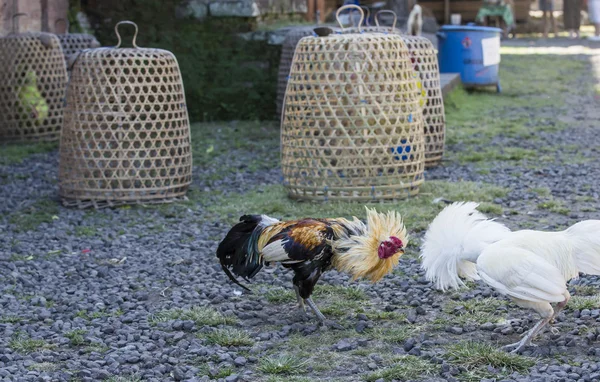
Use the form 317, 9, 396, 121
9, 199, 59, 232
149, 306, 236, 326
65, 329, 87, 346
531, 187, 551, 197
197, 364, 234, 378
373, 325, 420, 344
212, 367, 234, 379
74, 309, 123, 321
73, 226, 98, 237
537, 200, 570, 215
313, 285, 367, 300
0, 142, 58, 165
9, 333, 55, 354
0, 315, 22, 323
574, 195, 595, 202
258, 354, 308, 375
441, 298, 507, 326
9, 253, 34, 261
443, 54, 586, 167
84, 344, 110, 354
445, 341, 535, 377
105, 375, 142, 382
265, 288, 296, 304
204, 180, 507, 233
202, 328, 254, 347
567, 295, 600, 310
319, 299, 365, 317
365, 355, 437, 382
456, 147, 538, 164
309, 285, 368, 317
573, 285, 598, 296
477, 203, 503, 215
264, 377, 314, 382
28, 362, 59, 372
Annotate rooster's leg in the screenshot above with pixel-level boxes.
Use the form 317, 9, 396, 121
501, 317, 551, 353
550, 292, 570, 324
294, 285, 306, 313
305, 297, 326, 323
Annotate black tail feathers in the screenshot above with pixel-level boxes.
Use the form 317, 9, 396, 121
216, 215, 265, 291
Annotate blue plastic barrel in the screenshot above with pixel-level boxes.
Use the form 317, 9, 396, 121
437, 25, 503, 92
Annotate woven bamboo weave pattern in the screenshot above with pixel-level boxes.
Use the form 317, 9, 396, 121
402, 35, 445, 167
281, 30, 425, 201
57, 33, 100, 58
357, 10, 446, 167
0, 32, 67, 142
59, 22, 192, 208
276, 27, 316, 119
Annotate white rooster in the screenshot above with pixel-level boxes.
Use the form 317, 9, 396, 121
420, 202, 600, 353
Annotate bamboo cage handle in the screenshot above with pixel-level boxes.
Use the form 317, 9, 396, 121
375, 10, 398, 31
55, 18, 70, 34
114, 20, 139, 48
336, 5, 364, 32
360, 6, 370, 26
11, 13, 27, 34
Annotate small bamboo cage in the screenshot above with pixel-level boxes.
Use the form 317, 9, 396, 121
0, 14, 68, 142
59, 21, 193, 208
281, 6, 425, 202
55, 19, 100, 69
276, 27, 317, 119
367, 11, 445, 167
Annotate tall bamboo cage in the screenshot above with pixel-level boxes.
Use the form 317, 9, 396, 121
276, 27, 317, 119
281, 6, 425, 202
0, 13, 68, 142
366, 10, 445, 167
58, 21, 193, 208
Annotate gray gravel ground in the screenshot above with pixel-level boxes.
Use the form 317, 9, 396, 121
1, 46, 600, 382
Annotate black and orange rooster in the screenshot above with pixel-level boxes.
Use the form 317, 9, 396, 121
217, 208, 407, 322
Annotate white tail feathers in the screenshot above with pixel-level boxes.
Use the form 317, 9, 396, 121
566, 220, 600, 275
420, 202, 511, 291
406, 4, 423, 36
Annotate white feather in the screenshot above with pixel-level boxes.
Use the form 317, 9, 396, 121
420, 202, 510, 290
566, 220, 600, 275
259, 215, 280, 227
261, 240, 290, 262
477, 246, 567, 303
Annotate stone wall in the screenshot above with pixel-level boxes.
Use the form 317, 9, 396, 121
0, 0, 69, 35
176, 0, 308, 20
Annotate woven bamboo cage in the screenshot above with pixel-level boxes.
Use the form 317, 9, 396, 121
58, 21, 193, 208
0, 14, 68, 142
401, 34, 445, 167
276, 27, 317, 119
55, 19, 100, 70
281, 5, 425, 202
353, 10, 446, 167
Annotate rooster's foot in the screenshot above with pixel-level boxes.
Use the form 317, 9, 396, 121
502, 316, 551, 353
502, 340, 538, 354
